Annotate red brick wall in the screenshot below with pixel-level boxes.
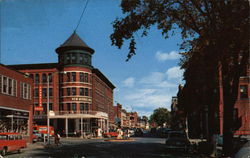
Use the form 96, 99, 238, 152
0, 65, 33, 142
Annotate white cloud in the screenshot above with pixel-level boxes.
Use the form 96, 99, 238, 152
122, 77, 135, 87
155, 51, 180, 61
166, 66, 184, 80
116, 68, 183, 117
124, 89, 172, 110
140, 72, 177, 88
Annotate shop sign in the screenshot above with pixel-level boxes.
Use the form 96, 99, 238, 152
39, 85, 42, 106
71, 97, 92, 102
35, 106, 43, 111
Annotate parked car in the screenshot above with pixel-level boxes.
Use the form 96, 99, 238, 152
165, 131, 190, 152
0, 133, 27, 156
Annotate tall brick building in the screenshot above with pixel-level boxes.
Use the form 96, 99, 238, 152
0, 64, 33, 142
9, 32, 115, 136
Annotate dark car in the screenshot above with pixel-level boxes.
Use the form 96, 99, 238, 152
165, 131, 190, 152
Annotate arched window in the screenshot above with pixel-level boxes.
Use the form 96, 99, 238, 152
42, 74, 47, 83
35, 74, 40, 83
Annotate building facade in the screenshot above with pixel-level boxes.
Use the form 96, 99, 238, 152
9, 32, 115, 136
0, 64, 33, 142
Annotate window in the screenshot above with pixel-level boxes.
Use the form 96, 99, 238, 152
72, 72, 76, 82
72, 87, 76, 96
240, 85, 248, 98
72, 103, 76, 111
35, 74, 40, 83
8, 78, 13, 95
85, 103, 89, 111
80, 73, 84, 82
84, 88, 88, 96
66, 54, 70, 63
42, 103, 47, 114
67, 88, 70, 96
66, 72, 70, 82
34, 88, 39, 97
79, 55, 83, 63
84, 55, 88, 64
80, 88, 84, 96
23, 83, 27, 98
84, 73, 88, 82
49, 88, 53, 97
72, 54, 76, 63
67, 103, 71, 111
80, 103, 84, 111
42, 74, 47, 83
20, 82, 31, 99
49, 103, 53, 111
42, 88, 47, 97
3, 76, 7, 93
13, 80, 17, 96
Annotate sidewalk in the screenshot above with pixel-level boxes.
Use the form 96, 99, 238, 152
234, 139, 250, 158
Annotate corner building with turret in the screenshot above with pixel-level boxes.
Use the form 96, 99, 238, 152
9, 32, 115, 136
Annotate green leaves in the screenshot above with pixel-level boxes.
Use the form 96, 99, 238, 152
150, 107, 171, 127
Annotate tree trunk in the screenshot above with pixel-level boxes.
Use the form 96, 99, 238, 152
222, 65, 240, 156
222, 84, 234, 156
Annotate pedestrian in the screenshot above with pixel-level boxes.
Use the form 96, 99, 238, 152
55, 133, 59, 146
57, 133, 61, 145
55, 132, 61, 146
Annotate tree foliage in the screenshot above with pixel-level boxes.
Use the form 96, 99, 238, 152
149, 108, 171, 127
110, 0, 249, 156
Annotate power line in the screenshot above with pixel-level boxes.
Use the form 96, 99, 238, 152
75, 0, 89, 32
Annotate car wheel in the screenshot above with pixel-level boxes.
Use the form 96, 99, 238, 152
2, 147, 7, 156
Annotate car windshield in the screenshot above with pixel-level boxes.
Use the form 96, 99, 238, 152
169, 133, 186, 139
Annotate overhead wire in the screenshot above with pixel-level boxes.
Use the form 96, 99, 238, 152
74, 0, 89, 32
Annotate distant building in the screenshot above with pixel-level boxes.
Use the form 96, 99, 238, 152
0, 64, 33, 142
8, 32, 115, 136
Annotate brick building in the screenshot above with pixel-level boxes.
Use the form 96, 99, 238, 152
218, 62, 250, 135
9, 32, 115, 136
0, 64, 33, 142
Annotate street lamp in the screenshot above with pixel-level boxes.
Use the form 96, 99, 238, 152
47, 71, 66, 144
47, 74, 51, 144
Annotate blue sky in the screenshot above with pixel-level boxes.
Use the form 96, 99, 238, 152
1, 0, 184, 117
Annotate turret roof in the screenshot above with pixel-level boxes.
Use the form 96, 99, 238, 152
56, 31, 94, 54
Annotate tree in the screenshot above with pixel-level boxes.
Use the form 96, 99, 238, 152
110, 0, 249, 156
149, 108, 171, 127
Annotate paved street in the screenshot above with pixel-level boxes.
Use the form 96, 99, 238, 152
4, 137, 205, 158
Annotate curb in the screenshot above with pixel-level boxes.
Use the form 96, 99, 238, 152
104, 139, 135, 142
